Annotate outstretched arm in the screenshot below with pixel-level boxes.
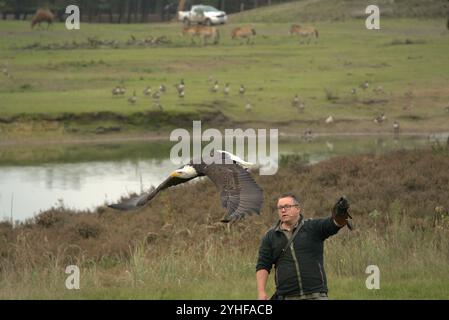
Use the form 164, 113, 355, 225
313, 217, 341, 240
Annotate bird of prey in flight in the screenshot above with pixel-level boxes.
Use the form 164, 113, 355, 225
108, 151, 264, 223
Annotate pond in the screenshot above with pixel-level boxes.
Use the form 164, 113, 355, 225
0, 134, 447, 222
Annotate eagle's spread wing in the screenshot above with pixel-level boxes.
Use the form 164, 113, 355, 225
202, 162, 264, 222
108, 176, 191, 211
109, 151, 264, 223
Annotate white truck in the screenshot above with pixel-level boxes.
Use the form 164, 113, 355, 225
178, 5, 227, 26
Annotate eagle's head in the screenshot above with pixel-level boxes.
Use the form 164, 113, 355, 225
171, 164, 198, 179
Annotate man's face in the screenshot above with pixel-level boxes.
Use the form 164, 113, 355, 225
277, 197, 301, 224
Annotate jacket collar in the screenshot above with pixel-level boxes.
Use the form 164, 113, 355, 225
274, 214, 304, 232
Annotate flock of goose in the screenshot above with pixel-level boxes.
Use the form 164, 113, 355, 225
111, 78, 251, 112
107, 77, 445, 137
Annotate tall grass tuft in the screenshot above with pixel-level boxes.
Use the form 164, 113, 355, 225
1, 149, 448, 299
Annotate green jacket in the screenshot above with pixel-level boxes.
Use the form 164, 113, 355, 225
256, 215, 341, 296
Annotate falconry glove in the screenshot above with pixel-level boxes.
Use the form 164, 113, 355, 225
332, 196, 353, 230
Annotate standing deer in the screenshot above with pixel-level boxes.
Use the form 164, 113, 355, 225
31, 9, 54, 30
231, 27, 256, 45
290, 24, 319, 44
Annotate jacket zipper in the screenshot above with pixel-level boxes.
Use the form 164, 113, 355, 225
290, 243, 304, 295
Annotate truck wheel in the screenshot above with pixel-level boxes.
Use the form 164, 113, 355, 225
205, 19, 212, 26
183, 18, 190, 26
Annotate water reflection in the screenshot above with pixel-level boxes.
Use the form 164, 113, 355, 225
0, 134, 447, 222
0, 159, 177, 222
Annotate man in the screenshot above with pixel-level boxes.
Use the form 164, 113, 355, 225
256, 193, 351, 300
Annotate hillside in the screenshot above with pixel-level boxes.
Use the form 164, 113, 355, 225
230, 0, 448, 23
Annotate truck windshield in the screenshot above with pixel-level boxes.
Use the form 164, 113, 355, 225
200, 6, 220, 12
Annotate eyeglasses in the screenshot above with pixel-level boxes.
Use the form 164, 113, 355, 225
277, 204, 299, 211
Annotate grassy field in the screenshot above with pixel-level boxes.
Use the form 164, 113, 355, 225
1, 2, 448, 140
231, 0, 447, 23
1, 148, 448, 299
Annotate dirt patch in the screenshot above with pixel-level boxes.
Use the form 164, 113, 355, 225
15, 36, 171, 51
386, 38, 427, 46
0, 109, 230, 129
361, 99, 389, 105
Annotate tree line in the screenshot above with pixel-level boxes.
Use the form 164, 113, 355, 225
0, 0, 298, 23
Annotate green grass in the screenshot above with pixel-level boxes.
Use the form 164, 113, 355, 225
1, 16, 449, 137
231, 0, 447, 23
0, 140, 173, 165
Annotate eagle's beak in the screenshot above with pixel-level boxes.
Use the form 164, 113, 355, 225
170, 171, 180, 177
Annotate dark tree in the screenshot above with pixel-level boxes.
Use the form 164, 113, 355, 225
141, 0, 150, 22
117, 0, 125, 23
127, 0, 133, 23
